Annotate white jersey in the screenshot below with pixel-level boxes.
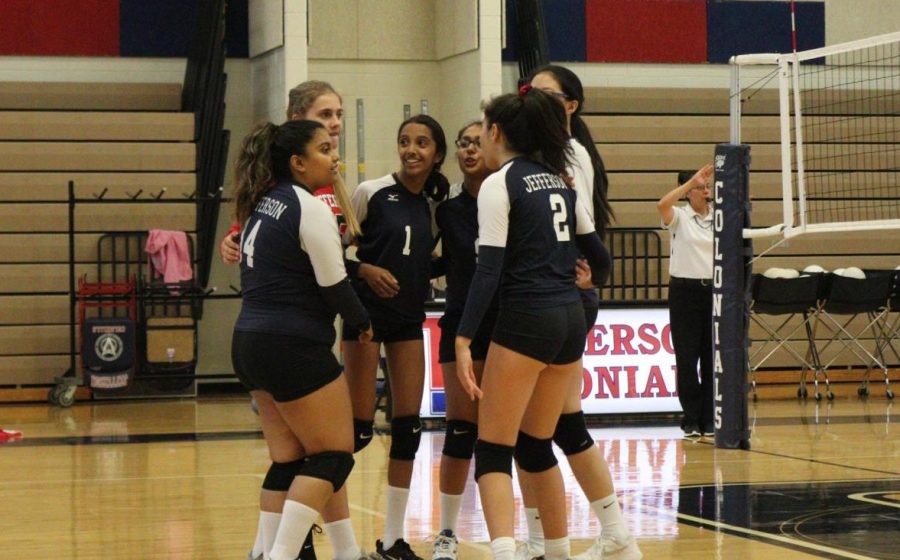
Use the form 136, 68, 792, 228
568, 138, 595, 225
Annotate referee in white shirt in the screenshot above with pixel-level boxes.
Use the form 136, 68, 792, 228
658, 164, 715, 438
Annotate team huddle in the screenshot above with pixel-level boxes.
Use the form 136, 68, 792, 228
224, 67, 643, 560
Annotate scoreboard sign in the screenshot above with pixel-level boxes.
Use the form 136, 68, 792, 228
420, 307, 682, 417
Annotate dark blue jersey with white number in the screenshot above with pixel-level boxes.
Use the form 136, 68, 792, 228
235, 181, 359, 343
435, 186, 495, 319
349, 173, 435, 323
479, 157, 591, 308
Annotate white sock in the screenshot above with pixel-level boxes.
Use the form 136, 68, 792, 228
592, 493, 629, 541
382, 485, 410, 547
524, 507, 545, 552
250, 514, 265, 557
439, 492, 463, 534
490, 536, 516, 560
260, 511, 281, 560
543, 537, 570, 560
324, 518, 361, 560
270, 500, 319, 560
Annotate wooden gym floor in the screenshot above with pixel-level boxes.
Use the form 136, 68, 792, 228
0, 394, 897, 559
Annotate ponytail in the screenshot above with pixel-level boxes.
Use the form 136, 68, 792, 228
233, 122, 278, 225
233, 120, 327, 225
331, 170, 361, 240
424, 169, 450, 202
482, 89, 572, 178
530, 64, 614, 239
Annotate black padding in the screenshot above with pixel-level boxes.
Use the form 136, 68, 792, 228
474, 439, 515, 480
552, 411, 594, 455
514, 431, 558, 473
262, 459, 304, 491
442, 420, 478, 459
389, 415, 422, 460
297, 451, 355, 491
353, 417, 375, 453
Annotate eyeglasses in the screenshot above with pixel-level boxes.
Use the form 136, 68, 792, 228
455, 137, 480, 149
539, 88, 569, 101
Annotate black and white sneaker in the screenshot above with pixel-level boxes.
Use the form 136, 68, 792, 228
376, 538, 424, 560
431, 529, 459, 560
682, 424, 701, 438
246, 525, 317, 560
299, 526, 317, 560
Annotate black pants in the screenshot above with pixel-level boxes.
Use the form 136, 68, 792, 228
668, 279, 714, 430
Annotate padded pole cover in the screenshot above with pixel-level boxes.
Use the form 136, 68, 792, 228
712, 144, 752, 450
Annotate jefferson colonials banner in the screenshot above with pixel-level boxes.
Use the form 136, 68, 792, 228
420, 308, 682, 418
712, 144, 752, 450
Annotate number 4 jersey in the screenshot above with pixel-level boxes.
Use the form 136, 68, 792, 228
236, 181, 368, 344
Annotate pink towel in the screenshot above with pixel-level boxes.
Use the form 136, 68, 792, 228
145, 230, 193, 284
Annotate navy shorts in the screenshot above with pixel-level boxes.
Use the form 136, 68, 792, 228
580, 287, 599, 335
491, 301, 585, 365
438, 312, 495, 364
231, 330, 342, 402
341, 313, 423, 343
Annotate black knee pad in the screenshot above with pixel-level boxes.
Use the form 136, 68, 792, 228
262, 459, 304, 491
474, 439, 515, 480
514, 431, 558, 473
297, 451, 355, 492
553, 411, 594, 455
389, 415, 422, 460
354, 418, 375, 453
442, 420, 478, 459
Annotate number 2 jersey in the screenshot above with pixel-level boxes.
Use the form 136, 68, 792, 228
235, 181, 369, 344
457, 157, 610, 338
349, 173, 435, 324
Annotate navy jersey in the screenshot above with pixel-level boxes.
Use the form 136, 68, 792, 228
235, 181, 355, 343
435, 187, 492, 319
479, 157, 594, 308
350, 174, 435, 323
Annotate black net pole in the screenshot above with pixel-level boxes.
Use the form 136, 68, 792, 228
514, 0, 550, 84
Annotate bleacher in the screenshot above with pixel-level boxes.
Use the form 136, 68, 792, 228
0, 82, 197, 397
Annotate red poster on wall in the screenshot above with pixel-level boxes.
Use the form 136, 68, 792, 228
0, 0, 119, 56
586, 0, 707, 63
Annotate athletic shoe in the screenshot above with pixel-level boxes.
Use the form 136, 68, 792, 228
682, 424, 700, 438
247, 525, 317, 560
701, 426, 715, 437
431, 530, 458, 560
376, 538, 423, 560
574, 535, 642, 560
0, 428, 22, 443
299, 525, 317, 560
514, 541, 545, 560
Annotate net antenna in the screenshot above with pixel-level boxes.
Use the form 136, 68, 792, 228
731, 31, 900, 242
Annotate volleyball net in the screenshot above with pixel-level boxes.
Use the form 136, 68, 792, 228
732, 31, 900, 240
713, 32, 900, 449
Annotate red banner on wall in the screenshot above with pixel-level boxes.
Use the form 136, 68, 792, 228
0, 0, 119, 56
421, 308, 682, 417
586, 0, 707, 63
